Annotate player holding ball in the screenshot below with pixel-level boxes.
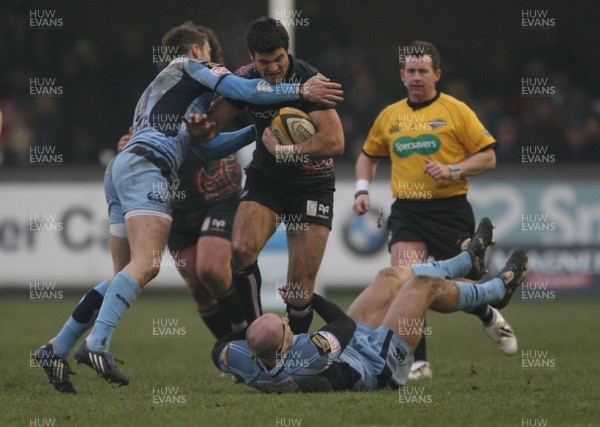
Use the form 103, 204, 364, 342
207, 17, 344, 333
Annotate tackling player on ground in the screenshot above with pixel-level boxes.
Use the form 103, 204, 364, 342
212, 218, 528, 392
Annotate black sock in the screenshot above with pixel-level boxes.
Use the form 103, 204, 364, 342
232, 261, 262, 324
413, 329, 427, 362
199, 306, 232, 339
286, 301, 314, 334
469, 304, 494, 324
72, 288, 104, 323
215, 286, 247, 329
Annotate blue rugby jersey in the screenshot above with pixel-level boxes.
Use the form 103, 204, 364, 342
125, 57, 304, 172
216, 330, 347, 393
214, 323, 407, 392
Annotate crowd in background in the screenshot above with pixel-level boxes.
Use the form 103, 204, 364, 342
1, 1, 599, 167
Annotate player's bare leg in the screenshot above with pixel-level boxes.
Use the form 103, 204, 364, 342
231, 201, 277, 322
391, 240, 430, 379
110, 234, 131, 273
347, 266, 413, 327
391, 241, 428, 269
121, 214, 171, 286
284, 223, 329, 333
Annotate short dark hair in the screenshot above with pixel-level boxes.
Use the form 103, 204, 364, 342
246, 17, 289, 55
161, 25, 207, 56
400, 40, 441, 71
181, 21, 224, 64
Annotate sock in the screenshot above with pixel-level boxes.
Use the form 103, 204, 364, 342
215, 286, 247, 330
410, 251, 472, 279
232, 261, 262, 324
455, 278, 505, 311
86, 272, 141, 352
468, 304, 495, 324
199, 306, 233, 339
286, 301, 314, 334
413, 332, 427, 362
50, 281, 109, 359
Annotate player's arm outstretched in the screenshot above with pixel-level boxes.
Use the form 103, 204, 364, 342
183, 113, 255, 160
184, 60, 343, 106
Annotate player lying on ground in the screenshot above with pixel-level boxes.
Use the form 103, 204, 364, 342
212, 218, 528, 392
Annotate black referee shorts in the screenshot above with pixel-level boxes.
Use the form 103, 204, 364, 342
387, 194, 475, 260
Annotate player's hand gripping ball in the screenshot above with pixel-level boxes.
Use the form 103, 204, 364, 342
270, 107, 316, 145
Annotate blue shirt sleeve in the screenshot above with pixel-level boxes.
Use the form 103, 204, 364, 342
187, 125, 256, 161
215, 74, 300, 104
182, 59, 232, 90
182, 58, 299, 105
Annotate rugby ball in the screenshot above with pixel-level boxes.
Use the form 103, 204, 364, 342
270, 107, 316, 145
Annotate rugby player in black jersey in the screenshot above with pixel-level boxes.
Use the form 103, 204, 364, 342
207, 17, 344, 334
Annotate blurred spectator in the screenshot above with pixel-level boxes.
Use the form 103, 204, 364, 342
494, 118, 522, 164
1, 2, 599, 167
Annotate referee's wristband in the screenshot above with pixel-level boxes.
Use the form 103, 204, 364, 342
354, 190, 369, 199
355, 179, 370, 192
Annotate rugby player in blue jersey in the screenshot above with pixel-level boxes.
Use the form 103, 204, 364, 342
212, 219, 528, 392
34, 23, 343, 392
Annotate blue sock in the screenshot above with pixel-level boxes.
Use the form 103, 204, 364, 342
86, 272, 140, 352
50, 281, 109, 359
410, 251, 472, 279
455, 278, 505, 311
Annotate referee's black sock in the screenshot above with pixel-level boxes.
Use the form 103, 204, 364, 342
232, 261, 263, 324
286, 301, 314, 334
413, 331, 427, 362
215, 286, 248, 331
199, 306, 232, 339
469, 304, 495, 325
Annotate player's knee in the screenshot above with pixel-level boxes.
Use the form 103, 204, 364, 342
376, 267, 400, 280
197, 265, 229, 292
411, 274, 439, 297
231, 241, 258, 267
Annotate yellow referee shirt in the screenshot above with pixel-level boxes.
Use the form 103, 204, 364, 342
363, 92, 496, 199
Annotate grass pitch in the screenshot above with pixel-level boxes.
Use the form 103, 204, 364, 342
1, 292, 598, 427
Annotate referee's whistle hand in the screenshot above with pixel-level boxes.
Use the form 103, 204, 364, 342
353, 194, 370, 215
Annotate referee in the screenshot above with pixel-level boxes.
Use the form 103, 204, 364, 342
353, 40, 517, 380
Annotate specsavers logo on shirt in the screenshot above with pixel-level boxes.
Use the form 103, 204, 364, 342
393, 134, 441, 157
